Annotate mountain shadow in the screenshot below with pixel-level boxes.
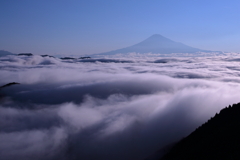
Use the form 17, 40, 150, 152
97, 34, 211, 55
160, 103, 240, 160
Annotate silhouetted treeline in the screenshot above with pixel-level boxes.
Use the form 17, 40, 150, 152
161, 103, 240, 160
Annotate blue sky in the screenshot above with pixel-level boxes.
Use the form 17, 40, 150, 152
1, 0, 240, 55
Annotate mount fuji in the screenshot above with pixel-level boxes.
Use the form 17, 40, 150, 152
97, 34, 211, 55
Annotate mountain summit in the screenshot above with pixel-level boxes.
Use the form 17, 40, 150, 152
97, 34, 209, 55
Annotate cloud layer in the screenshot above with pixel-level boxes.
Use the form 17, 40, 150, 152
1, 54, 240, 160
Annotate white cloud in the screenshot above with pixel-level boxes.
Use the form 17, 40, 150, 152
1, 54, 240, 159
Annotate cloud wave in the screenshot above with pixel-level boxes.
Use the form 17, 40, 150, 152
1, 54, 240, 160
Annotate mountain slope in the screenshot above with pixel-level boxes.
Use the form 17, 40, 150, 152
0, 50, 15, 56
97, 34, 209, 55
161, 103, 240, 160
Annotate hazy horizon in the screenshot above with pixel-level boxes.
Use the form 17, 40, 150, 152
0, 33, 236, 57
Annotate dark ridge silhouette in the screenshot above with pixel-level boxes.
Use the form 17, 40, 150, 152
160, 103, 240, 160
0, 82, 20, 89
97, 34, 211, 55
0, 50, 15, 56
79, 56, 91, 59
41, 54, 55, 58
60, 57, 76, 60
78, 58, 133, 63
18, 53, 33, 56
153, 58, 179, 63
0, 82, 20, 100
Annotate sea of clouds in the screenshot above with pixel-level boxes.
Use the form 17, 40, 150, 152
1, 53, 240, 160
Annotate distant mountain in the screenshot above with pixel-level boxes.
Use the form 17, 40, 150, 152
97, 34, 210, 55
160, 103, 240, 160
0, 50, 15, 56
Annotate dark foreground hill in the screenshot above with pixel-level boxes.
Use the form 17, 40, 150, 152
161, 103, 240, 160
